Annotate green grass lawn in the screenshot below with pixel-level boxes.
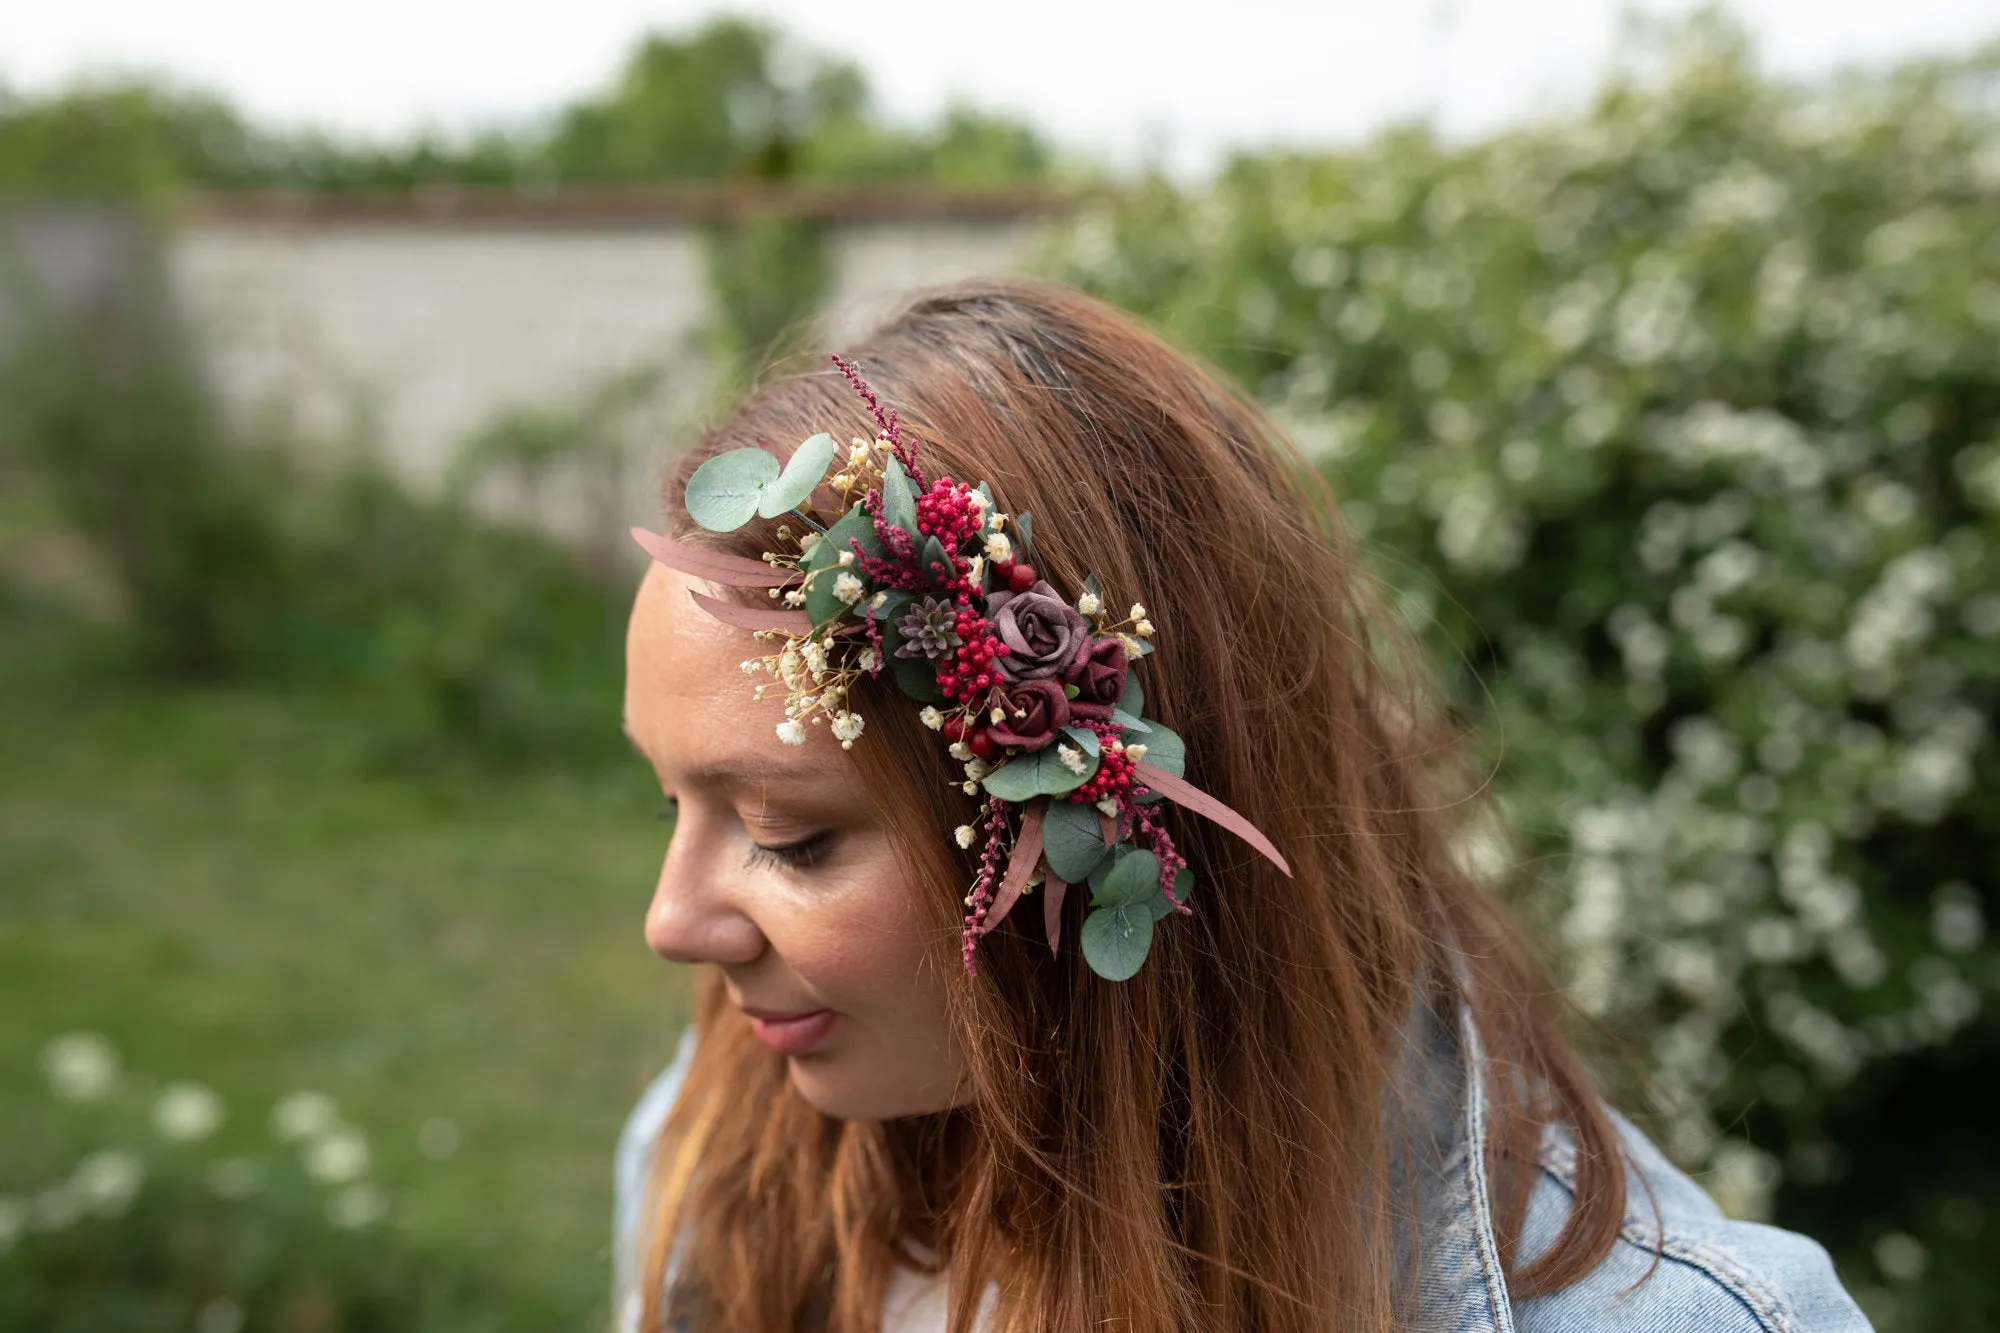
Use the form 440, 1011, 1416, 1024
0, 630, 691, 1325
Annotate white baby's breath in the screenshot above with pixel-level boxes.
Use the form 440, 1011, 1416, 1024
954, 825, 977, 849
776, 719, 807, 746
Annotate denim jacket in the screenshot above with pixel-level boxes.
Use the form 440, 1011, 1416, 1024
612, 1009, 1871, 1332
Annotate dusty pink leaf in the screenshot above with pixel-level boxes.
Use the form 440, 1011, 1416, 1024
981, 801, 1045, 936
1131, 762, 1292, 877
688, 590, 812, 635
629, 526, 799, 588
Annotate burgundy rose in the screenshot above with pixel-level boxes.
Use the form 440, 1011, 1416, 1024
1063, 635, 1128, 721
987, 678, 1071, 752
988, 580, 1089, 681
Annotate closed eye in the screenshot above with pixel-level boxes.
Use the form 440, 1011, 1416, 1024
746, 830, 836, 872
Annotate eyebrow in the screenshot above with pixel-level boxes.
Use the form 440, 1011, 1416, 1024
622, 718, 830, 792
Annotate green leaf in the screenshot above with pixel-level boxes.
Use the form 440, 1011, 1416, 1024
1081, 904, 1153, 981
919, 534, 952, 584
869, 590, 914, 623
1091, 847, 1161, 908
1130, 721, 1183, 804
756, 432, 837, 518
1137, 723, 1184, 776
1150, 868, 1193, 922
1015, 510, 1035, 557
1083, 573, 1104, 611
1063, 725, 1101, 759
685, 448, 779, 532
1118, 671, 1144, 716
981, 743, 1097, 801
1043, 799, 1112, 883
804, 506, 879, 630
1110, 708, 1150, 734
891, 654, 945, 703
881, 455, 920, 540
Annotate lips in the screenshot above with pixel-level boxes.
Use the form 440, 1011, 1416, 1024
743, 1007, 837, 1056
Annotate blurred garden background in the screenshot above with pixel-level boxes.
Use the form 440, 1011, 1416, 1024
3, 6, 1997, 1331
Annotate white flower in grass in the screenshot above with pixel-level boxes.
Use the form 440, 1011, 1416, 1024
327, 1182, 388, 1230
304, 1129, 370, 1185
919, 707, 945, 730
1057, 744, 1088, 776
196, 1298, 245, 1333
1078, 592, 1103, 616
776, 720, 807, 746
270, 1090, 338, 1143
0, 1196, 26, 1252
984, 532, 1012, 562
954, 825, 977, 849
40, 1032, 119, 1103
833, 572, 866, 605
154, 1081, 225, 1143
72, 1149, 144, 1216
831, 712, 865, 748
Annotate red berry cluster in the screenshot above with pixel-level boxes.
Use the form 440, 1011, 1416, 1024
937, 610, 1010, 704
1069, 730, 1136, 805
914, 476, 984, 548
940, 713, 998, 760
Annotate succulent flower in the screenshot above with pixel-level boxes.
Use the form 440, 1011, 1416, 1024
894, 596, 963, 660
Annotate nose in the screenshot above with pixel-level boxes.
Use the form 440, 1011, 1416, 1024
643, 836, 767, 967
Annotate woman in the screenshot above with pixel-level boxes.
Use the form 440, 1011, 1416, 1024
614, 281, 1869, 1331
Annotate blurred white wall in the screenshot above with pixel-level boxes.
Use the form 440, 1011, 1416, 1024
169, 214, 1044, 489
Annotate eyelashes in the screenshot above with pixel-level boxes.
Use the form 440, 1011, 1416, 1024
745, 830, 836, 872
654, 796, 834, 872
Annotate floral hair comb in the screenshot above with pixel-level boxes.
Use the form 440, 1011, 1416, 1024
630, 356, 1290, 981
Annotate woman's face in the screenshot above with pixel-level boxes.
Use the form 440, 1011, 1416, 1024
624, 562, 968, 1120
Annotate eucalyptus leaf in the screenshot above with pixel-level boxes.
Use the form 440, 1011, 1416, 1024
1062, 725, 1101, 759
685, 448, 779, 532
1081, 904, 1153, 981
1043, 799, 1112, 883
1150, 868, 1194, 922
1110, 709, 1150, 734
1137, 723, 1185, 777
1130, 721, 1183, 804
981, 743, 1097, 801
1118, 671, 1144, 716
756, 432, 837, 518
1015, 510, 1035, 557
881, 455, 920, 540
1091, 847, 1161, 909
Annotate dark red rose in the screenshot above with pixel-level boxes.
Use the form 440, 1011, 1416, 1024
987, 580, 1089, 681
987, 678, 1071, 752
1063, 635, 1128, 721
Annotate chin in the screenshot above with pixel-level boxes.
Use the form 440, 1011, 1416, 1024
786, 1055, 961, 1121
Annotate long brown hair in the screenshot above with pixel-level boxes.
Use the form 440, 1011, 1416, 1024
638, 280, 1625, 1331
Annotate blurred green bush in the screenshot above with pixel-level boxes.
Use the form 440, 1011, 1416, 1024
0, 238, 629, 768
1046, 20, 1998, 1330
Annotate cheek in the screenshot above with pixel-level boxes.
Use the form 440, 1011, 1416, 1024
773, 852, 946, 1007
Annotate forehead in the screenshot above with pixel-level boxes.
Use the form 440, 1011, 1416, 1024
624, 562, 855, 791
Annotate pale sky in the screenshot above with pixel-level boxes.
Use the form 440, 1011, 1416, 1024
5, 1, 1994, 171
